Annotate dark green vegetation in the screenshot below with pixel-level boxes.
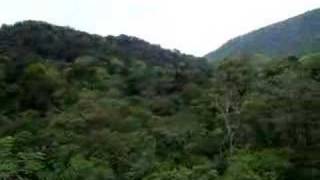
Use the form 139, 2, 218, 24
206, 8, 320, 61
0, 21, 320, 180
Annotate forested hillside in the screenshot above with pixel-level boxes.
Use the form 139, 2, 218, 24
0, 21, 319, 180
206, 8, 320, 61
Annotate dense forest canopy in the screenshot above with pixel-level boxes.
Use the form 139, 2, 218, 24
0, 21, 319, 180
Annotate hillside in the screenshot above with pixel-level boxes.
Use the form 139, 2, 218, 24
0, 21, 203, 65
206, 8, 320, 61
0, 21, 319, 180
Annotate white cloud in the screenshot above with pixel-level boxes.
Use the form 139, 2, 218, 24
0, 0, 319, 56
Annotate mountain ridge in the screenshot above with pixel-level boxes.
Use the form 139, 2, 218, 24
0, 20, 201, 65
206, 8, 320, 61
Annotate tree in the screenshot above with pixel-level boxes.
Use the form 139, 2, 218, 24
223, 149, 289, 180
19, 62, 64, 111
206, 58, 258, 154
0, 136, 45, 179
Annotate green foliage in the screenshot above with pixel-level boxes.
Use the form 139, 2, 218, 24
143, 162, 218, 180
0, 136, 45, 179
223, 149, 289, 180
0, 21, 319, 180
19, 62, 65, 111
300, 53, 320, 81
0, 136, 17, 179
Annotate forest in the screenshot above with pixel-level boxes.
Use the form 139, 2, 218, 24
0, 21, 319, 180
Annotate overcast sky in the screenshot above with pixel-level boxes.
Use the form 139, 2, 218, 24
1, 0, 320, 56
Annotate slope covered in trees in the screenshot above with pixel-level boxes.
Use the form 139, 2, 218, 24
0, 21, 202, 66
0, 21, 319, 180
206, 8, 320, 61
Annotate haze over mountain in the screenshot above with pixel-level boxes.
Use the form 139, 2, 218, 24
2, 0, 320, 56
206, 8, 320, 61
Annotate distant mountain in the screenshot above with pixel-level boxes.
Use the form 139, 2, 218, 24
206, 8, 320, 61
0, 21, 202, 65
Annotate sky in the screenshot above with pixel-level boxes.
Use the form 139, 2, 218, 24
1, 0, 320, 56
